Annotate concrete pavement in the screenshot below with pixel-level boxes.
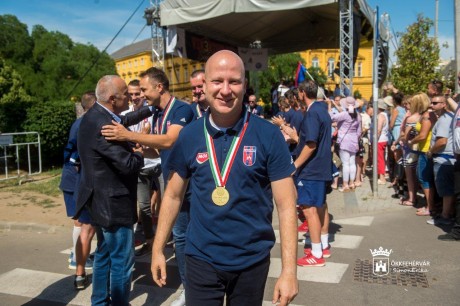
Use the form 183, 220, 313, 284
0, 177, 459, 305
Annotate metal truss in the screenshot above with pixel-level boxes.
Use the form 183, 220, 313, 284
144, 0, 164, 68
339, 0, 354, 96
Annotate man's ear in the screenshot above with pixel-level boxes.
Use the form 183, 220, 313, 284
109, 95, 116, 106
157, 83, 164, 94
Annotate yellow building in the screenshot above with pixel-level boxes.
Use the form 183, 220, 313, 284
111, 38, 205, 101
112, 39, 374, 101
300, 42, 373, 100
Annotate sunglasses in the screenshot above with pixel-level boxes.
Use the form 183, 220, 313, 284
431, 101, 443, 105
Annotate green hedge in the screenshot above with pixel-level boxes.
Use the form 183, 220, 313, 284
22, 100, 76, 168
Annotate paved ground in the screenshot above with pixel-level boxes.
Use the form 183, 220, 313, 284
0, 176, 459, 306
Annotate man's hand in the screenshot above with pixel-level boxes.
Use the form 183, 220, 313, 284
272, 272, 298, 306
151, 250, 167, 287
101, 120, 130, 141
133, 143, 144, 155
272, 115, 286, 127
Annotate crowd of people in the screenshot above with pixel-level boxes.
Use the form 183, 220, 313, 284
272, 73, 460, 241
59, 49, 460, 306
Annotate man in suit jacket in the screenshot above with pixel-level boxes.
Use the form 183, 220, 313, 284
76, 75, 144, 306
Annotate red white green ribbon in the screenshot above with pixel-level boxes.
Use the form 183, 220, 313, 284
204, 111, 250, 187
156, 96, 176, 134
196, 104, 202, 118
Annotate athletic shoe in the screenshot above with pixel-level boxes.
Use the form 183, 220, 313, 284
74, 274, 89, 290
304, 246, 331, 258
171, 290, 186, 306
297, 253, 325, 267
68, 252, 73, 263
69, 257, 94, 270
438, 232, 460, 241
426, 217, 453, 225
297, 220, 309, 233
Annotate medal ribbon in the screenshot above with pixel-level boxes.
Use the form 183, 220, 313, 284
196, 104, 202, 118
155, 96, 176, 134
204, 111, 250, 187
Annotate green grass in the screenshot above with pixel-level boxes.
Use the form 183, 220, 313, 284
0, 168, 62, 198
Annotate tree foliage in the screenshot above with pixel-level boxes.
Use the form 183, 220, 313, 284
0, 14, 117, 103
0, 59, 34, 133
391, 15, 440, 94
22, 100, 76, 167
254, 53, 327, 104
0, 14, 118, 168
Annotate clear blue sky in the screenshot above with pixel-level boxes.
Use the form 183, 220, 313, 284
1, 0, 455, 60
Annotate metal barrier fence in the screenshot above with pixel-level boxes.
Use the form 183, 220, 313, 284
0, 132, 42, 181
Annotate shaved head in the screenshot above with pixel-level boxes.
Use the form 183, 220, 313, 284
205, 50, 245, 80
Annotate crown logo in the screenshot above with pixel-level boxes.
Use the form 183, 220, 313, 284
370, 246, 392, 257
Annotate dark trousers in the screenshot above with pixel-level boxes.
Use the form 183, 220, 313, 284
185, 255, 270, 306
451, 157, 460, 237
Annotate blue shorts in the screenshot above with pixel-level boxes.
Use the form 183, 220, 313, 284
296, 179, 327, 207
63, 191, 92, 224
417, 154, 434, 189
433, 162, 454, 197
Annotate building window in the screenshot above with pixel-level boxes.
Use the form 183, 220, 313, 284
134, 59, 137, 67
328, 57, 335, 76
175, 66, 181, 83
184, 66, 188, 82
357, 62, 362, 77
140, 58, 144, 66
312, 57, 319, 68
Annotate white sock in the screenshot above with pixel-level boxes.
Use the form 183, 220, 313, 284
311, 242, 322, 258
321, 234, 329, 250
72, 226, 81, 262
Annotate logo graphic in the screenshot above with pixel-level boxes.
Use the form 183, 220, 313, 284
196, 152, 209, 164
370, 247, 393, 276
243, 146, 256, 166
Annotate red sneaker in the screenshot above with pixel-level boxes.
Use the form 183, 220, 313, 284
297, 253, 325, 267
297, 220, 309, 233
303, 246, 331, 258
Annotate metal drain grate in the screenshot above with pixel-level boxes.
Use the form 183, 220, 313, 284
353, 259, 429, 288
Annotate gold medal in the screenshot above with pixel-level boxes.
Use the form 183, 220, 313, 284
211, 186, 230, 206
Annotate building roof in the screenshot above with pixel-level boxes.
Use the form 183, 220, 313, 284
110, 38, 151, 60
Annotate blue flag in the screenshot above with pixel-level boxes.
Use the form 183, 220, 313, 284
295, 62, 306, 87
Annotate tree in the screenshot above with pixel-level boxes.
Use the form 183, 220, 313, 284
0, 15, 117, 103
22, 100, 76, 167
0, 15, 33, 64
0, 59, 34, 133
305, 66, 327, 87
391, 15, 440, 94
255, 53, 305, 104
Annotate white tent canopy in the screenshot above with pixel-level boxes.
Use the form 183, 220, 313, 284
160, 0, 386, 55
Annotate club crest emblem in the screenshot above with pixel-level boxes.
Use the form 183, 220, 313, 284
243, 146, 256, 166
196, 152, 209, 164
370, 247, 393, 277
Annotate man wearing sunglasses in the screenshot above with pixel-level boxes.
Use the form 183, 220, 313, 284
427, 96, 455, 226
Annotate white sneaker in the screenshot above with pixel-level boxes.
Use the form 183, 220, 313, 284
171, 290, 185, 306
